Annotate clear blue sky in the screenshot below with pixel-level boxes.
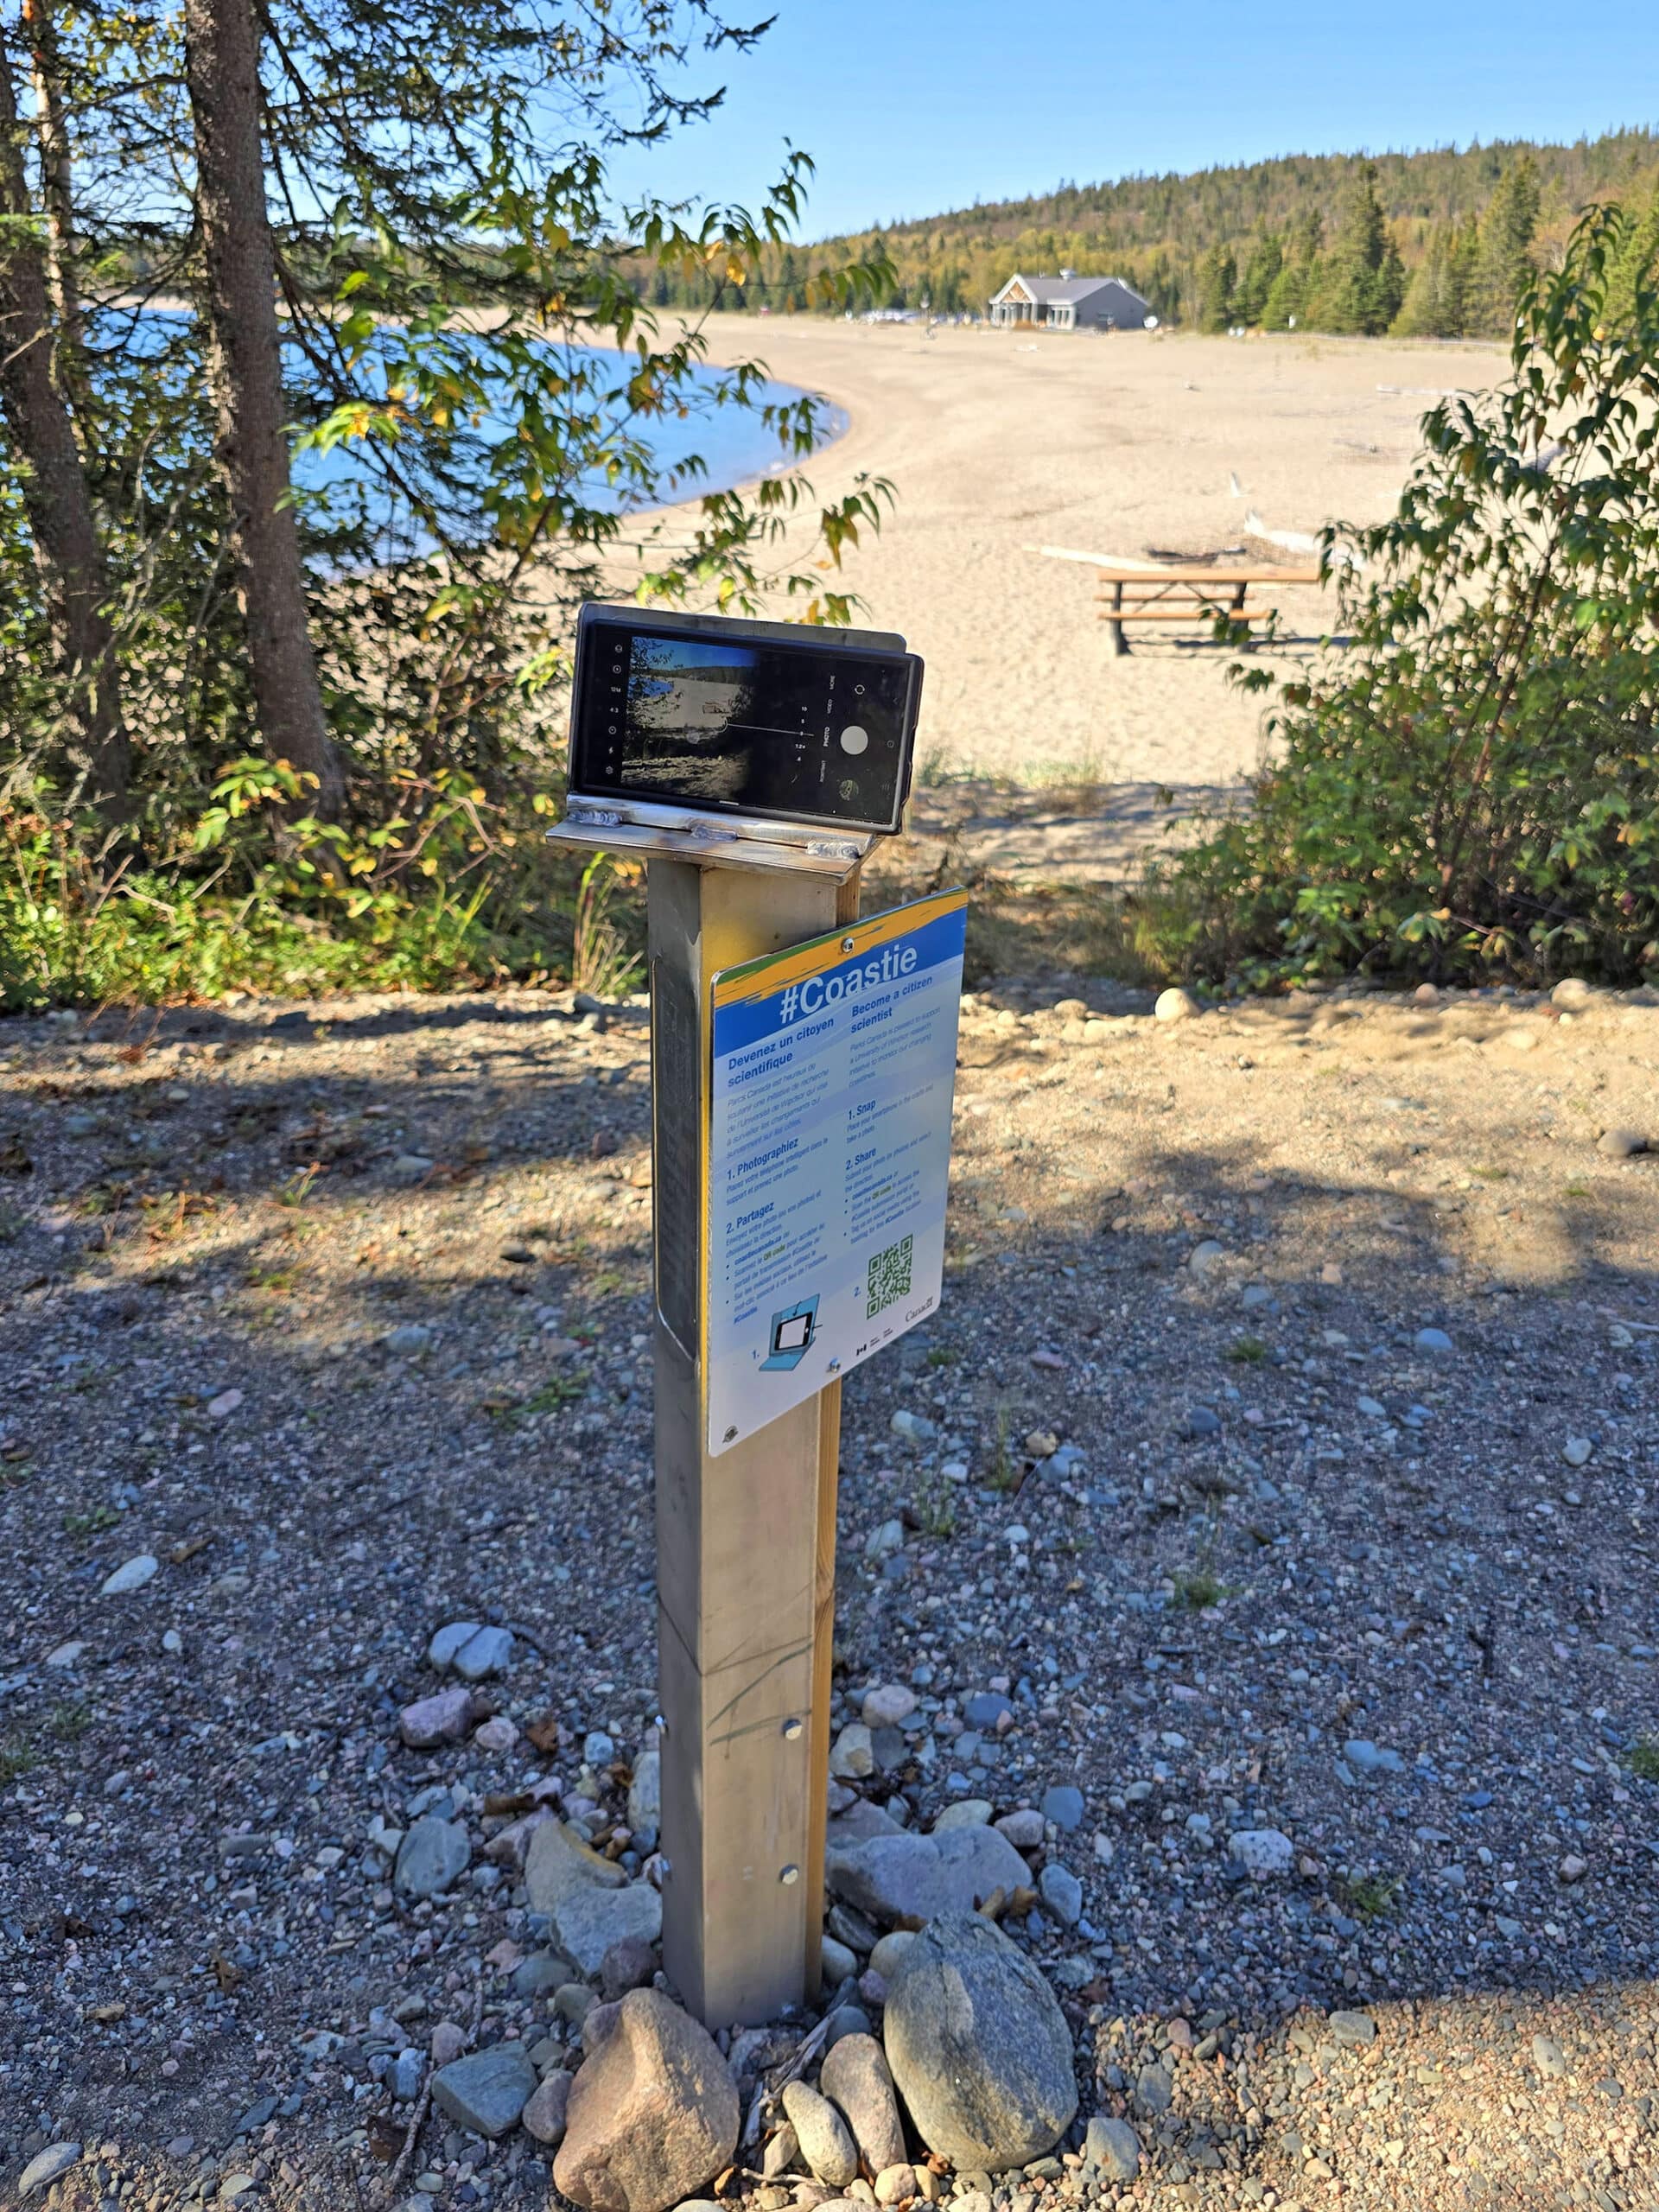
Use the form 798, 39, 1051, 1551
607, 0, 1658, 238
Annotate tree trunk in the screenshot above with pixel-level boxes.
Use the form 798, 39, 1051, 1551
181, 0, 344, 817
23, 0, 80, 378
0, 30, 128, 810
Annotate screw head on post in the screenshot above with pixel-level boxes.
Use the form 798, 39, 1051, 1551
781, 1717, 803, 1741
779, 1864, 800, 1885
840, 934, 856, 952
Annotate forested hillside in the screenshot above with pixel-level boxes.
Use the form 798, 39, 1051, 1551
644, 129, 1659, 337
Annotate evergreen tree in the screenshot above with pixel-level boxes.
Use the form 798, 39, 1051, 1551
1473, 155, 1541, 334
1603, 178, 1659, 327
1310, 160, 1401, 334
1196, 243, 1236, 332
1232, 232, 1283, 324
1393, 217, 1478, 337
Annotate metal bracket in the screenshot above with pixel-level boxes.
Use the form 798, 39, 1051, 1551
547, 799, 873, 884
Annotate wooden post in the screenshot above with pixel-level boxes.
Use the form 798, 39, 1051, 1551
1104, 574, 1126, 657
650, 857, 859, 2028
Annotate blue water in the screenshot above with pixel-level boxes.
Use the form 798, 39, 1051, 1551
111, 310, 845, 544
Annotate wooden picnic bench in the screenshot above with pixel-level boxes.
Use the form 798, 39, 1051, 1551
1096, 564, 1323, 655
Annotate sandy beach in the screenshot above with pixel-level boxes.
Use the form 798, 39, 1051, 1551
630, 316, 1505, 817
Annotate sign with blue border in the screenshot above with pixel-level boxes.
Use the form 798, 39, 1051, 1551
706, 889, 968, 1453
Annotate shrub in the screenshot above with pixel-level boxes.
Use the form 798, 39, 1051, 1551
1137, 205, 1659, 989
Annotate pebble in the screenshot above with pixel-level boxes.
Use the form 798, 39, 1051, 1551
474, 1715, 518, 1753
1188, 1239, 1225, 1275
1039, 1784, 1085, 1833
45, 1640, 86, 1668
427, 1620, 481, 1670
1328, 2009, 1377, 2049
398, 1686, 477, 1749
1154, 987, 1198, 1022
521, 2069, 573, 2146
1229, 1827, 1294, 1876
394, 1817, 471, 1900
429, 2044, 537, 2137
995, 1809, 1046, 1850
1343, 1738, 1406, 1777
1562, 1436, 1593, 1467
1135, 2063, 1173, 2114
20, 2144, 81, 2197
206, 1388, 244, 1419
821, 1934, 860, 1985
1414, 1326, 1454, 1354
931, 1798, 993, 1832
1596, 1128, 1647, 1158
889, 1410, 938, 1443
781, 2081, 859, 2189
551, 1878, 663, 1975
1533, 2032, 1567, 2078
451, 1624, 514, 1681
819, 2031, 907, 2176
830, 1722, 875, 1777
1037, 1862, 1083, 1926
963, 1692, 1014, 1729
861, 1683, 918, 1729
1084, 2115, 1141, 2183
99, 1554, 158, 1596
868, 1930, 917, 1980
384, 1321, 435, 1351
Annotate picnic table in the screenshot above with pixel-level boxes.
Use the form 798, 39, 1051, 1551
1096, 564, 1323, 655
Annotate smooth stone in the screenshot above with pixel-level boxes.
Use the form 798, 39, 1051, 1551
583, 1999, 624, 2056
781, 2082, 858, 2189
1084, 2115, 1141, 2182
391, 2050, 424, 2101
430, 2044, 537, 2137
821, 1934, 860, 1986
882, 1912, 1077, 2171
428, 1620, 481, 1671
829, 1801, 905, 1846
1533, 2032, 1567, 2078
398, 1685, 476, 1749
962, 1693, 1013, 1729
818, 2032, 906, 2176
1414, 1327, 1453, 1355
552, 1880, 663, 1976
931, 1799, 994, 1833
1552, 977, 1594, 1007
395, 1817, 471, 1900
994, 1809, 1046, 1851
512, 1949, 573, 1998
99, 1554, 157, 1596
20, 2144, 82, 2196
1229, 1827, 1294, 1876
824, 1826, 1032, 1927
524, 1819, 627, 1915
762, 2121, 799, 2180
874, 2166, 918, 2205
1329, 2009, 1377, 2050
554, 1988, 739, 2212
453, 1624, 515, 1681
1135, 2063, 1173, 2115
1154, 987, 1198, 1022
867, 1929, 918, 1981
1562, 1435, 1593, 1467
830, 1723, 875, 1779
628, 1748, 661, 1844
1597, 1128, 1647, 1159
889, 1410, 938, 1443
1343, 1738, 1406, 1777
384, 1319, 434, 1349
823, 2005, 873, 2047
1038, 1862, 1083, 1926
1039, 1785, 1085, 1833
522, 2069, 574, 2145
1188, 1239, 1225, 1275
599, 1935, 658, 2000
861, 1683, 918, 1729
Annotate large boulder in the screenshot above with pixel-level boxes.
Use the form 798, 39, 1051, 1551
882, 1913, 1077, 2171
823, 1827, 1030, 1928
818, 2032, 906, 2174
553, 1988, 739, 2212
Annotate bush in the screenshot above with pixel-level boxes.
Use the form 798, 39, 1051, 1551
1137, 205, 1659, 990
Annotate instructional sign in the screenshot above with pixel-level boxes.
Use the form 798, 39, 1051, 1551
706, 889, 968, 1454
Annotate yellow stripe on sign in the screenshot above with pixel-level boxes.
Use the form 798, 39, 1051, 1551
711, 888, 969, 1009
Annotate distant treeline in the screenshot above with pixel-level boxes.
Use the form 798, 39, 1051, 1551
639, 130, 1659, 337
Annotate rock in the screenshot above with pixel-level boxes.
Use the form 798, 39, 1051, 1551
385, 1319, 434, 1350
44, 1640, 86, 1669
390, 2049, 424, 2101
1135, 2063, 1173, 2115
1413, 1326, 1453, 1355
218, 2176, 257, 2201
388, 1157, 434, 1186
1596, 1128, 1646, 1158
512, 1950, 570, 1997
931, 1799, 993, 1833
1229, 1827, 1294, 1876
781, 2082, 859, 2189
628, 1749, 661, 1846
1343, 1738, 1406, 1777
1084, 2115, 1141, 2181
20, 2144, 81, 2197
868, 1931, 918, 1980
583, 2000, 624, 2056
206, 1388, 244, 1419
1552, 977, 1595, 1007
884, 1913, 1076, 2170
762, 2122, 799, 2180
1188, 1239, 1225, 1276
963, 1693, 1014, 1729
556, 1984, 597, 2029
1154, 987, 1198, 1022
889, 1410, 938, 1444
1558, 1853, 1589, 1884
1562, 1435, 1593, 1467
554, 1988, 740, 2212
830, 1724, 875, 1779
600, 1935, 658, 1999
1039, 1785, 1084, 1833
523, 2069, 574, 2145
430, 2044, 537, 2137
524, 1820, 627, 1914
395, 1817, 471, 1900
553, 1880, 664, 1976
864, 1520, 905, 1560
819, 2032, 907, 2176
821, 1934, 860, 1986
1532, 2032, 1567, 2079
874, 2166, 917, 2205
1240, 1282, 1274, 1309
1328, 2009, 1377, 2050
823, 2004, 874, 2047
99, 1554, 157, 1596
861, 1684, 918, 1730
432, 2021, 467, 2065
428, 1620, 481, 1671
452, 1624, 515, 1681
824, 1826, 1031, 1927
1038, 1863, 1082, 1926
398, 1686, 476, 1749
1181, 1403, 1222, 1439
994, 1809, 1046, 1851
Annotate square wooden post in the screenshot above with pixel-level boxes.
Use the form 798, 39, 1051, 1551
648, 857, 859, 2028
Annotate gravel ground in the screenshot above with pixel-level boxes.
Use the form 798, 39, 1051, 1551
1, 969, 1656, 2212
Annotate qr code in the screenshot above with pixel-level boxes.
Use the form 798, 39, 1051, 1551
867, 1234, 913, 1319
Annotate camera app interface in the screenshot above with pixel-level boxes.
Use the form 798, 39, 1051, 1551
590, 631, 910, 825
